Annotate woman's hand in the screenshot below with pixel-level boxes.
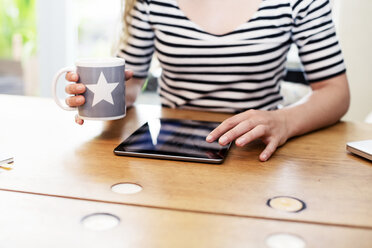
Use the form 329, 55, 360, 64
65, 70, 134, 125
206, 109, 289, 162
206, 74, 350, 162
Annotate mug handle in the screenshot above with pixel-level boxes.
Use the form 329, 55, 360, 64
52, 66, 77, 111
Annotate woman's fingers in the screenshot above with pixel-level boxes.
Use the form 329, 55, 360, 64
206, 115, 244, 143
125, 69, 134, 80
235, 125, 266, 147
259, 139, 279, 162
65, 72, 79, 82
65, 83, 86, 94
217, 120, 257, 146
64, 76, 86, 108
205, 109, 284, 161
75, 114, 84, 125
64, 72, 84, 124
66, 95, 85, 107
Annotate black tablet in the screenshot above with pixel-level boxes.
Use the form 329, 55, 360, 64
114, 118, 232, 164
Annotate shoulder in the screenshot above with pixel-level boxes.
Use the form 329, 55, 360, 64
290, 0, 331, 19
138, 0, 178, 9
290, 0, 331, 12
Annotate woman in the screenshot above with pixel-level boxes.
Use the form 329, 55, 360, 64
65, 0, 350, 161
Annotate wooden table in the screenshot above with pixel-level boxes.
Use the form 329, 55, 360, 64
0, 94, 371, 247
1, 190, 371, 248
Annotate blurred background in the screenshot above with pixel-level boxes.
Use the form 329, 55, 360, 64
0, 0, 371, 122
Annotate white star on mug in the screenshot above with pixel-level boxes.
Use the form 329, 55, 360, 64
85, 72, 120, 107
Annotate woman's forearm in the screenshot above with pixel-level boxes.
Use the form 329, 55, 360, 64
279, 73, 350, 139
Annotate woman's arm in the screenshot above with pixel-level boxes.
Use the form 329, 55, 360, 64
206, 73, 350, 161
280, 73, 350, 138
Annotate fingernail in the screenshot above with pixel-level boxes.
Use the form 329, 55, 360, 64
219, 136, 228, 145
206, 135, 213, 142
77, 84, 84, 91
236, 137, 246, 146
77, 97, 83, 103
261, 154, 268, 161
72, 74, 78, 80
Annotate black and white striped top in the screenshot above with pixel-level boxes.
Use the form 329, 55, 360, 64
118, 0, 346, 113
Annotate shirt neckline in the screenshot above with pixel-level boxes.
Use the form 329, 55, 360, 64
173, 0, 265, 37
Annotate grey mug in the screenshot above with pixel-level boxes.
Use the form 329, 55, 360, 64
52, 58, 126, 120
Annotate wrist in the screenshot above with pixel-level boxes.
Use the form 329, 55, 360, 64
275, 108, 295, 141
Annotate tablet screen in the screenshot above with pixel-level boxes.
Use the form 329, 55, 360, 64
114, 118, 232, 163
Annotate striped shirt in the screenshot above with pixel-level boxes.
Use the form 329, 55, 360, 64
118, 0, 346, 113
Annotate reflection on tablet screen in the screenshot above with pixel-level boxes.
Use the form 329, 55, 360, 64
114, 118, 232, 163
